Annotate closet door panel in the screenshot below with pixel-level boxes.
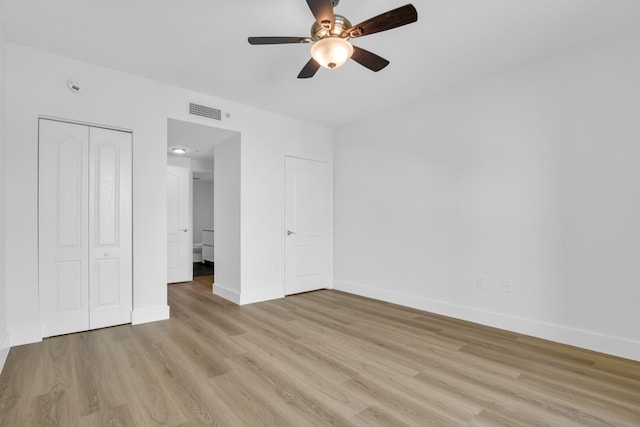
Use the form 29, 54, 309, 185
56, 261, 84, 310
96, 143, 118, 245
96, 258, 119, 306
57, 140, 84, 247
89, 127, 132, 329
39, 119, 90, 337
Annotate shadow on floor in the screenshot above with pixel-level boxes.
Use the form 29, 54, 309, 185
193, 261, 214, 278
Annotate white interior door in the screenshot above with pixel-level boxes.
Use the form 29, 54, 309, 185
88, 127, 132, 329
39, 119, 90, 337
167, 165, 192, 283
285, 156, 331, 295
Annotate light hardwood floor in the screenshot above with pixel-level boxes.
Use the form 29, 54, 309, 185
1, 276, 639, 426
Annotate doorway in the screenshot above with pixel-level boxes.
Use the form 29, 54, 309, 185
166, 118, 240, 287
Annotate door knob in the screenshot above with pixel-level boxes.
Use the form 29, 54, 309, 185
287, 230, 296, 236
181, 228, 188, 232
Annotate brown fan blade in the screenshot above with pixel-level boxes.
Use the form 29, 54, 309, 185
248, 37, 311, 45
306, 0, 335, 30
297, 58, 321, 79
347, 4, 418, 39
351, 46, 389, 72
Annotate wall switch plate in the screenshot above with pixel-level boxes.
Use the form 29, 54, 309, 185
503, 279, 513, 293
477, 276, 487, 290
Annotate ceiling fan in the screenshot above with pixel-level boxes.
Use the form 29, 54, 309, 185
248, 0, 418, 78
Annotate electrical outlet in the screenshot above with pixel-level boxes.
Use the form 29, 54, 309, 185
503, 279, 513, 293
477, 276, 487, 290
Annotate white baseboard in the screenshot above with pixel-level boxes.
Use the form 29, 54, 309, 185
0, 333, 10, 374
8, 323, 43, 347
213, 283, 241, 304
240, 286, 284, 305
213, 284, 285, 305
131, 305, 170, 325
334, 279, 640, 362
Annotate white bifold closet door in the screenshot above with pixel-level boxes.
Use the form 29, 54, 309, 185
39, 119, 132, 338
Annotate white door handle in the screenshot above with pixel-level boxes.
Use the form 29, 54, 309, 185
181, 228, 188, 232
287, 230, 296, 236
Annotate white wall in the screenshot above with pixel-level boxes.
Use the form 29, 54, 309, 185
191, 158, 214, 173
193, 180, 214, 244
214, 137, 241, 303
193, 181, 213, 243
0, 21, 10, 371
192, 154, 215, 245
334, 29, 640, 361
240, 118, 334, 304
167, 155, 191, 168
4, 43, 332, 345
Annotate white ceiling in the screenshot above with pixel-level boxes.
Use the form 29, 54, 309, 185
2, 0, 640, 128
167, 118, 238, 160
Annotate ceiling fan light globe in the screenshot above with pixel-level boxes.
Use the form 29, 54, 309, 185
311, 37, 354, 70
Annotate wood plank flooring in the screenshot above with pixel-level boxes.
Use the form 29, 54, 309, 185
1, 276, 639, 426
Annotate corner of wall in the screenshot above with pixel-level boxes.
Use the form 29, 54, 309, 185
0, 333, 9, 373
212, 283, 241, 305
8, 323, 43, 347
238, 286, 283, 305
131, 305, 170, 325
0, 19, 9, 374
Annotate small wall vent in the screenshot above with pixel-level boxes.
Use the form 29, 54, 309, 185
188, 102, 222, 121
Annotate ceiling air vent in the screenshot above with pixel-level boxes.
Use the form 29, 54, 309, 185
188, 102, 222, 121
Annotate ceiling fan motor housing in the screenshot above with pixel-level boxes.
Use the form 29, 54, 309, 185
311, 14, 352, 40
